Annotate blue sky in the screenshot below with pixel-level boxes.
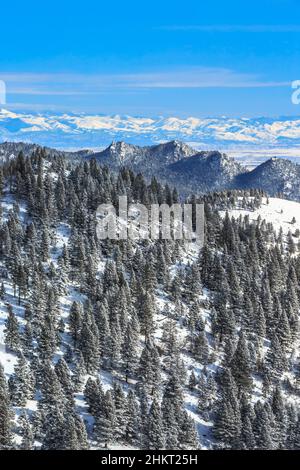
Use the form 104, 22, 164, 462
1, 0, 300, 117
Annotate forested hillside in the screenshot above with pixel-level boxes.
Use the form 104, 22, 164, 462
1, 149, 300, 450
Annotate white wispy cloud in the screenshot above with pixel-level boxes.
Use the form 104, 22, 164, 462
158, 24, 300, 33
0, 68, 289, 96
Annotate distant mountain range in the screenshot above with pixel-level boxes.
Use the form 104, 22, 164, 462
1, 109, 300, 165
1, 139, 300, 200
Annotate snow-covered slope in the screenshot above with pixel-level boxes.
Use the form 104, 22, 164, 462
0, 189, 213, 448
1, 176, 300, 449
220, 197, 300, 236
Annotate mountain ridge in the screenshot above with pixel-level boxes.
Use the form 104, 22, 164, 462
91, 140, 196, 172
2, 139, 300, 200
236, 156, 300, 199
0, 141, 93, 162
90, 140, 300, 198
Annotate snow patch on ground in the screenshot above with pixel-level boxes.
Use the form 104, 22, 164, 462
220, 197, 300, 236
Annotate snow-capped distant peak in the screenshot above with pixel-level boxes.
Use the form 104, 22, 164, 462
0, 109, 300, 159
